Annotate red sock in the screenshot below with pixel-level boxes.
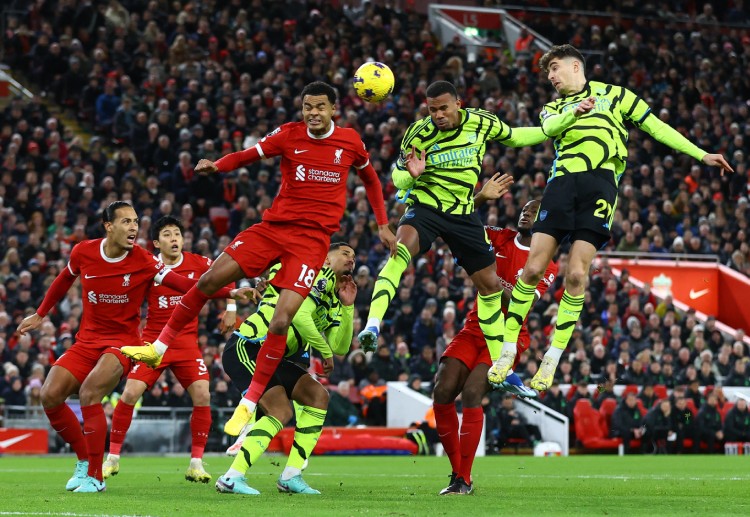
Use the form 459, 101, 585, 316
81, 404, 107, 481
44, 403, 87, 460
433, 402, 460, 476
158, 287, 209, 346
190, 406, 212, 458
458, 407, 484, 484
244, 332, 287, 404
109, 401, 135, 456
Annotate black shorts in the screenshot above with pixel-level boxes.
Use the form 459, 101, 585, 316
399, 203, 495, 275
533, 170, 619, 249
222, 333, 308, 399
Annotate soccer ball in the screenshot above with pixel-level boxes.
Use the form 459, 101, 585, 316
352, 62, 395, 103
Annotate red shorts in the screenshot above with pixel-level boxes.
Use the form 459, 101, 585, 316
55, 339, 135, 384
127, 338, 207, 389
441, 322, 531, 370
224, 220, 330, 297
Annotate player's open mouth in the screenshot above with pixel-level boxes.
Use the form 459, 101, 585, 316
126, 235, 136, 244
171, 245, 179, 251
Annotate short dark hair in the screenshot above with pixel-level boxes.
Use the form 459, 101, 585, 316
539, 44, 586, 73
329, 241, 353, 252
102, 201, 134, 227
425, 80, 458, 100
301, 81, 337, 104
151, 215, 185, 241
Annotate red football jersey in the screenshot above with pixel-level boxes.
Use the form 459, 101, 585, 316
67, 239, 164, 345
255, 121, 370, 232
465, 227, 558, 343
142, 252, 212, 345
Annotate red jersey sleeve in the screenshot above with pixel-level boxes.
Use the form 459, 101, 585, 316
352, 138, 370, 170
255, 124, 293, 159
67, 242, 83, 276
535, 261, 559, 299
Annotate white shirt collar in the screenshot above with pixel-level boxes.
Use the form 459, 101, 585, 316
307, 123, 335, 139
100, 238, 128, 263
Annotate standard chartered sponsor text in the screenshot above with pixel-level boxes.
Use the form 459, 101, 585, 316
96, 293, 130, 304
308, 169, 341, 182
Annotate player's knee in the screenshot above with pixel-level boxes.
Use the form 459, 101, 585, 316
432, 377, 456, 405
268, 314, 293, 335
196, 271, 222, 295
41, 383, 66, 408
522, 263, 545, 284
565, 268, 587, 290
189, 387, 210, 406
79, 381, 105, 406
274, 404, 293, 425
120, 386, 144, 405
461, 384, 486, 408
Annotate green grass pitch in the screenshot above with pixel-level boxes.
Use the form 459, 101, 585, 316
0, 455, 748, 516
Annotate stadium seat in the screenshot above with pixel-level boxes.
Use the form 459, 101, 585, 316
720, 402, 734, 422
573, 399, 622, 450
685, 399, 698, 416
653, 385, 668, 400
599, 398, 618, 430
622, 384, 639, 397
566, 384, 578, 401
636, 399, 648, 416
209, 207, 230, 236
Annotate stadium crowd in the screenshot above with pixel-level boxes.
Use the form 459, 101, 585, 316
1, 0, 749, 452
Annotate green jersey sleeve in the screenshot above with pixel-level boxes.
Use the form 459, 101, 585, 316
326, 304, 354, 356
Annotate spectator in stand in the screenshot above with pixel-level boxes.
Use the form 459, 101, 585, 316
643, 399, 678, 454
325, 381, 361, 427
672, 396, 699, 454
696, 392, 724, 453
541, 382, 568, 415
638, 382, 659, 409
723, 399, 750, 443
610, 392, 645, 454
725, 359, 750, 387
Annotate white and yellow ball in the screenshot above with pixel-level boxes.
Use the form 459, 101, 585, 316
352, 62, 395, 103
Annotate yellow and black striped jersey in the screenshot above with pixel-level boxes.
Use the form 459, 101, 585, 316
392, 108, 546, 215
540, 80, 706, 185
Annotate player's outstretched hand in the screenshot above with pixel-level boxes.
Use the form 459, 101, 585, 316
230, 287, 261, 303
218, 307, 238, 334
195, 159, 218, 175
337, 275, 357, 306
321, 356, 334, 377
17, 313, 43, 336
405, 146, 426, 178
574, 96, 596, 117
378, 224, 398, 257
702, 154, 734, 176
480, 172, 514, 200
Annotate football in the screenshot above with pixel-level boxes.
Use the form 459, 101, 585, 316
352, 62, 395, 103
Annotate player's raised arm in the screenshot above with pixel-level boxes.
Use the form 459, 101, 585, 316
157, 268, 260, 302
357, 161, 397, 256
539, 96, 596, 138
474, 172, 514, 207
327, 276, 356, 356
630, 87, 734, 176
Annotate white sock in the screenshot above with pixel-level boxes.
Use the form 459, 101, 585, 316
239, 398, 257, 413
500, 341, 517, 357
107, 454, 120, 461
365, 318, 380, 331
225, 468, 244, 478
153, 340, 168, 355
545, 347, 564, 362
190, 458, 203, 468
281, 466, 301, 481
